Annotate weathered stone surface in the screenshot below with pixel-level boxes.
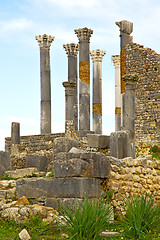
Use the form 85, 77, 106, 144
25, 154, 49, 172
53, 137, 79, 153
110, 130, 132, 159
53, 158, 89, 178
87, 134, 110, 148
6, 168, 38, 178
16, 196, 29, 205
54, 151, 110, 178
0, 151, 11, 176
19, 229, 31, 240
16, 178, 101, 199
45, 197, 91, 210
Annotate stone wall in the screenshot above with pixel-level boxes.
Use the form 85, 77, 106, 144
103, 155, 160, 213
125, 43, 160, 151
5, 133, 65, 154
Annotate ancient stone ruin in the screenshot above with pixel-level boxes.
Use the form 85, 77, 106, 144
0, 22, 159, 214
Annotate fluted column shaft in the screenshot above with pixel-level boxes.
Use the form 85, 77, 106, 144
90, 49, 106, 134
36, 34, 54, 134
112, 55, 121, 131
75, 27, 93, 130
63, 43, 79, 130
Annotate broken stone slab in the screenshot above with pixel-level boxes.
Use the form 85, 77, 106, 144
53, 155, 110, 178
6, 168, 39, 178
87, 134, 110, 149
16, 178, 101, 199
0, 151, 11, 176
25, 155, 49, 172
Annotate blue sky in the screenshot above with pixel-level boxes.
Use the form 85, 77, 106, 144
0, 0, 160, 150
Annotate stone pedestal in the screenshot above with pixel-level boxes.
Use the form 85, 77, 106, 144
63, 43, 79, 130
123, 73, 138, 158
63, 81, 76, 137
90, 49, 106, 134
75, 27, 93, 131
36, 34, 54, 134
112, 55, 121, 131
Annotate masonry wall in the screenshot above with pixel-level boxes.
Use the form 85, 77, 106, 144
125, 43, 160, 151
102, 156, 160, 213
5, 133, 65, 154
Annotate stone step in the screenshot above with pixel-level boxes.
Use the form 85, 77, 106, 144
16, 177, 101, 199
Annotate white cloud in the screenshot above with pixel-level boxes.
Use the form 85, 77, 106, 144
0, 18, 33, 32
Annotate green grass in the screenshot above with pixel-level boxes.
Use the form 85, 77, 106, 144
0, 195, 160, 239
0, 215, 62, 240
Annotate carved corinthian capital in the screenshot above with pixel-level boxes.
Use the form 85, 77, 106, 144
112, 55, 120, 67
90, 49, 106, 62
35, 34, 55, 49
63, 43, 79, 56
74, 27, 93, 43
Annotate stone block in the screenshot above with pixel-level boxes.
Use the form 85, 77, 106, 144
75, 130, 94, 137
53, 158, 90, 178
53, 137, 79, 153
54, 152, 110, 178
110, 130, 132, 159
25, 155, 48, 172
16, 178, 101, 199
87, 134, 110, 148
6, 168, 38, 178
0, 151, 11, 176
45, 198, 85, 210
90, 153, 110, 178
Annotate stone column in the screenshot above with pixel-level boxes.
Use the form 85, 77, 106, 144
63, 43, 79, 130
11, 122, 20, 144
11, 122, 20, 155
75, 27, 93, 131
90, 49, 106, 134
112, 55, 121, 131
36, 34, 54, 134
123, 73, 138, 158
62, 81, 76, 137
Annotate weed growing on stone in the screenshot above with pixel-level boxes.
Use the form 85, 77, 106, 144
149, 145, 160, 159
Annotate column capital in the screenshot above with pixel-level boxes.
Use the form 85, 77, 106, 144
115, 20, 133, 35
90, 49, 106, 62
112, 55, 120, 67
35, 34, 55, 49
62, 81, 76, 95
74, 27, 93, 43
63, 43, 79, 56
123, 73, 138, 88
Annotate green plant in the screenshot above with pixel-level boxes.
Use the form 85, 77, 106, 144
149, 145, 160, 159
119, 194, 160, 239
60, 197, 113, 240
